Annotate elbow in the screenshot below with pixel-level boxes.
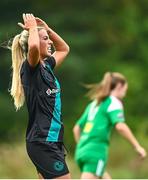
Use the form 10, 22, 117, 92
67, 44, 70, 53
29, 44, 40, 55
73, 126, 77, 134
65, 44, 70, 56
115, 122, 126, 132
73, 125, 79, 135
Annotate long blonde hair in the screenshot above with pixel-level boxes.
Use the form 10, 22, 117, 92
10, 30, 29, 110
10, 27, 44, 110
86, 72, 127, 104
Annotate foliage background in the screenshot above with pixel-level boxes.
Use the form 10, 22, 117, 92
0, 0, 148, 178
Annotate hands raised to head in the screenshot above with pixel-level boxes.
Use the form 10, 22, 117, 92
18, 13, 37, 30
35, 17, 50, 31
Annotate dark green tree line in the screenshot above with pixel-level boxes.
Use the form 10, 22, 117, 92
0, 0, 148, 151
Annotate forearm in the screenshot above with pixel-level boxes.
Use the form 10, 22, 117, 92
73, 125, 81, 143
28, 27, 40, 66
47, 27, 69, 52
116, 122, 147, 158
116, 123, 140, 149
28, 27, 40, 48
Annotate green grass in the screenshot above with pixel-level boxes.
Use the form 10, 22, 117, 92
0, 137, 147, 179
107, 136, 148, 179
0, 143, 36, 178
0, 142, 80, 179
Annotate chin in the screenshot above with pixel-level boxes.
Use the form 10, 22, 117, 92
121, 95, 125, 99
47, 51, 52, 56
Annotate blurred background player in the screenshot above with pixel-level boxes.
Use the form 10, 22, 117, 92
73, 72, 147, 179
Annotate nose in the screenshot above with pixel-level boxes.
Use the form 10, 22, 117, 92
48, 39, 53, 45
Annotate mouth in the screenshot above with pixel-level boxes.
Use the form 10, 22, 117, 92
47, 47, 52, 53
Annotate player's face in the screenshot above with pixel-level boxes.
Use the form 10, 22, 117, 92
39, 29, 53, 60
118, 83, 128, 99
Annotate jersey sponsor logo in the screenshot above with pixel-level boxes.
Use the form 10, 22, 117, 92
46, 88, 60, 96
83, 122, 93, 133
54, 161, 64, 171
117, 112, 124, 119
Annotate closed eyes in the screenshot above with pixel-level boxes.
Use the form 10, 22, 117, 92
43, 36, 49, 40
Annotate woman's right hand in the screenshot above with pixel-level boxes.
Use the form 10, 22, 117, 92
135, 145, 147, 159
18, 13, 37, 30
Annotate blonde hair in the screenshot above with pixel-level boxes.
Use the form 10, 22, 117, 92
10, 30, 29, 110
86, 72, 127, 104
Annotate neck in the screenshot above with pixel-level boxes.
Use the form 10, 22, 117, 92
40, 57, 46, 64
110, 90, 119, 99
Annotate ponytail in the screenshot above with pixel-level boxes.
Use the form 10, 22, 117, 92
10, 30, 29, 110
86, 72, 126, 104
86, 72, 112, 104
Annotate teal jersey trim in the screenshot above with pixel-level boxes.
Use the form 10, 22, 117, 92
45, 64, 62, 142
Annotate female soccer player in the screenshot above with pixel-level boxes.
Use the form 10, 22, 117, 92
10, 13, 70, 179
73, 72, 146, 179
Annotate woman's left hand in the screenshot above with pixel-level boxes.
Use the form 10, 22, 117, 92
135, 145, 147, 159
35, 17, 49, 31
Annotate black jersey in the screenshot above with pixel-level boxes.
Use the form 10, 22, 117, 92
21, 56, 64, 142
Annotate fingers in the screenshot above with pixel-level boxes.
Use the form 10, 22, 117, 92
35, 17, 48, 30
23, 13, 35, 22
35, 17, 40, 20
35, 17, 43, 24
142, 150, 147, 158
26, 13, 33, 19
35, 17, 44, 27
18, 22, 25, 29
23, 13, 26, 21
35, 17, 41, 23
21, 13, 37, 30
35, 17, 42, 21
138, 148, 147, 159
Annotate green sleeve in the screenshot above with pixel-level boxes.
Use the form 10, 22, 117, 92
76, 104, 90, 129
108, 109, 125, 125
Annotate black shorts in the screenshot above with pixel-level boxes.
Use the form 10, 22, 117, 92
26, 141, 69, 179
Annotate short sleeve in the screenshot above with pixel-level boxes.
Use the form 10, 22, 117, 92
45, 56, 56, 70
21, 60, 40, 77
76, 104, 90, 129
107, 97, 125, 125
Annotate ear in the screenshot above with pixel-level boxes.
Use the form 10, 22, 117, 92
116, 83, 123, 90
